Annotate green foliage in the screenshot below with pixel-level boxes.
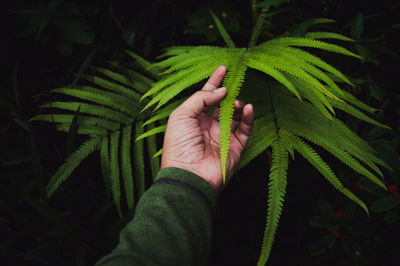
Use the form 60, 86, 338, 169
30, 53, 167, 215
139, 12, 389, 264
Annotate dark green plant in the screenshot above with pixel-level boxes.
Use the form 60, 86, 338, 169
30, 52, 168, 217
138, 10, 389, 265
31, 6, 392, 266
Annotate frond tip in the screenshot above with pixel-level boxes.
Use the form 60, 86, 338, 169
257, 140, 289, 266
47, 136, 101, 197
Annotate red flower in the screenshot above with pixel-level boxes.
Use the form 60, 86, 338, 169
336, 209, 344, 218
388, 185, 398, 195
354, 181, 362, 191
331, 231, 341, 238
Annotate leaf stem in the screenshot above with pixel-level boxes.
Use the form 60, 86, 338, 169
248, 7, 269, 48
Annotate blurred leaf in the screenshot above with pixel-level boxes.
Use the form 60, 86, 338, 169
355, 44, 380, 64
184, 5, 239, 43
255, 0, 290, 8
367, 83, 384, 101
66, 106, 80, 156
73, 47, 99, 86
55, 18, 95, 45
370, 195, 400, 213
317, 199, 335, 217
292, 18, 335, 37
392, 24, 400, 29
358, 177, 386, 196
350, 13, 364, 40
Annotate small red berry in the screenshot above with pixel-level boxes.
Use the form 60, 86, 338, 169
388, 185, 398, 195
336, 209, 344, 218
331, 231, 341, 238
354, 181, 362, 191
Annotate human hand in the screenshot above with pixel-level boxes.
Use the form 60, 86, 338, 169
160, 65, 254, 192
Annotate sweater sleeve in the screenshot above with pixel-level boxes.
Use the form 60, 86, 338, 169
95, 167, 217, 266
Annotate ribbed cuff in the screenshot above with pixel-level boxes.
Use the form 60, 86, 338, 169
153, 167, 217, 213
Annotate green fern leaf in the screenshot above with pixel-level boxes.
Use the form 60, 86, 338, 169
47, 136, 101, 197
110, 130, 123, 217
100, 137, 111, 202
238, 118, 277, 169
135, 125, 166, 141
134, 122, 146, 198
121, 125, 134, 210
83, 74, 142, 101
209, 10, 236, 48
146, 123, 161, 180
220, 55, 247, 182
257, 139, 289, 266
282, 130, 369, 214
39, 102, 132, 124
305, 31, 355, 41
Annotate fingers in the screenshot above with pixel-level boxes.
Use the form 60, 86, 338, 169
234, 104, 254, 150
231, 100, 244, 132
173, 87, 227, 118
202, 65, 227, 91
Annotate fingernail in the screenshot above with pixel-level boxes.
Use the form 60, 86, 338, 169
213, 87, 226, 93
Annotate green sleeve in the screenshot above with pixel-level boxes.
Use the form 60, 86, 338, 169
95, 167, 217, 266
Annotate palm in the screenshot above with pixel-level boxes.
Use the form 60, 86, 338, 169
160, 65, 254, 192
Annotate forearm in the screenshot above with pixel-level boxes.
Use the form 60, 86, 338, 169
96, 167, 217, 266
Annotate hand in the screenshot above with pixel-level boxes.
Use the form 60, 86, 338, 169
160, 65, 254, 192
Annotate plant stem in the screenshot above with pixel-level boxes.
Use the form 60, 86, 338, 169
248, 7, 269, 48
250, 0, 258, 23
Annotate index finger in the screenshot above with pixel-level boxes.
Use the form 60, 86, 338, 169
202, 65, 227, 91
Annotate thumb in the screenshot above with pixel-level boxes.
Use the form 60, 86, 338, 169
174, 87, 227, 118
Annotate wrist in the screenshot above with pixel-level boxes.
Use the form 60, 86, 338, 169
160, 162, 220, 192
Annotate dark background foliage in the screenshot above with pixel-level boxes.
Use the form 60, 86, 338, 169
1, 0, 399, 265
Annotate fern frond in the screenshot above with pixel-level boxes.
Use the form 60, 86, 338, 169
125, 50, 159, 78
282, 47, 353, 85
143, 52, 242, 110
39, 102, 132, 124
107, 62, 154, 93
51, 87, 142, 119
134, 122, 146, 198
146, 123, 161, 180
265, 37, 361, 59
329, 100, 389, 128
279, 112, 386, 190
339, 90, 376, 113
47, 136, 101, 197
245, 57, 301, 100
83, 75, 142, 102
135, 125, 166, 141
93, 67, 151, 95
153, 148, 163, 158
55, 124, 108, 136
257, 139, 289, 266
143, 99, 184, 126
110, 130, 123, 217
31, 114, 120, 131
121, 125, 134, 210
247, 54, 335, 115
305, 31, 354, 41
281, 130, 369, 214
209, 10, 236, 48
238, 118, 277, 169
220, 55, 247, 182
100, 136, 111, 202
